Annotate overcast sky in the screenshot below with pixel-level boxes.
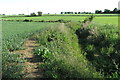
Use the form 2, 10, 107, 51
0, 0, 120, 15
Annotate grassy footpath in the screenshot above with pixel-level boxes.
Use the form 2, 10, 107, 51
32, 15, 119, 78
33, 22, 102, 78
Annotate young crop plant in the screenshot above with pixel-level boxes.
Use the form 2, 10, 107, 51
2, 53, 25, 79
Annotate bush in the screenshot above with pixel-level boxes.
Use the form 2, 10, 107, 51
76, 23, 120, 78
34, 46, 53, 62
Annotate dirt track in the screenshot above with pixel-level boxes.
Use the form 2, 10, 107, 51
12, 38, 43, 78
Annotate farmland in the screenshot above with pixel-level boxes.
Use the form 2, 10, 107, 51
1, 14, 120, 79
93, 16, 118, 25
0, 14, 118, 25
0, 15, 86, 22
2, 21, 54, 51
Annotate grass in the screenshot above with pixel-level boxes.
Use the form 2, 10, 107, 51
93, 16, 118, 25
33, 22, 103, 78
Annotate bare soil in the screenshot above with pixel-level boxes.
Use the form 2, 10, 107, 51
12, 38, 43, 78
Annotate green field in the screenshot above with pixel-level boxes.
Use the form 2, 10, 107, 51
1, 15, 118, 25
2, 21, 54, 51
93, 16, 118, 25
1, 16, 86, 21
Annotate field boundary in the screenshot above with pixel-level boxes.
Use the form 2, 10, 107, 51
0, 19, 71, 23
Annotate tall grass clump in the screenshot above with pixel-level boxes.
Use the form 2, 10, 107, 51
34, 23, 102, 78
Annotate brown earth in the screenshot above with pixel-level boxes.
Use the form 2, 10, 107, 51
12, 38, 43, 78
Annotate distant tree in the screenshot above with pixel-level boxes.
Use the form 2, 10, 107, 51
37, 11, 42, 16
68, 12, 71, 14
75, 12, 77, 14
18, 14, 24, 15
95, 10, 99, 14
113, 8, 118, 14
71, 12, 74, 14
78, 12, 81, 14
103, 9, 111, 14
95, 10, 102, 14
61, 12, 63, 14
118, 10, 120, 14
65, 12, 67, 14
30, 12, 36, 16
88, 12, 92, 14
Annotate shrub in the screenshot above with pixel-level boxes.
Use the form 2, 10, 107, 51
76, 23, 120, 78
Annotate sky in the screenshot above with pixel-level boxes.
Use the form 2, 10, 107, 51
0, 0, 120, 15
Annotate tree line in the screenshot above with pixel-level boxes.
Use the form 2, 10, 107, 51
95, 8, 120, 14
30, 11, 42, 16
61, 12, 92, 14
61, 8, 120, 14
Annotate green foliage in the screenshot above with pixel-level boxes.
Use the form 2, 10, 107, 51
82, 15, 95, 23
30, 12, 36, 16
2, 21, 54, 51
2, 53, 25, 79
37, 11, 42, 16
76, 23, 120, 78
65, 21, 81, 31
34, 46, 52, 62
2, 21, 54, 78
34, 23, 102, 78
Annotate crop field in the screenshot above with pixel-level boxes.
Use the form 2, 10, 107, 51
2, 21, 54, 51
1, 15, 118, 25
1, 14, 120, 79
1, 16, 86, 21
93, 16, 118, 25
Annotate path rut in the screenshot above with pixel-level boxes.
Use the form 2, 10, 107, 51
12, 38, 43, 78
